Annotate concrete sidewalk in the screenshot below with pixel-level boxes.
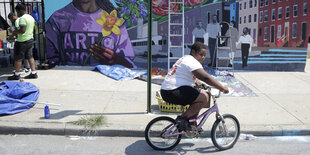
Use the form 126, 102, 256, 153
0, 61, 310, 137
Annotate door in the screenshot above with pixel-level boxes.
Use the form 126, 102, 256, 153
271, 25, 275, 43
302, 23, 307, 41
284, 22, 290, 41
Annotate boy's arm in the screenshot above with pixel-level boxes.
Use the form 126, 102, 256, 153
192, 68, 229, 93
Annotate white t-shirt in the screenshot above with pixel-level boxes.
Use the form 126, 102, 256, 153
192, 27, 206, 38
207, 23, 221, 39
161, 55, 203, 90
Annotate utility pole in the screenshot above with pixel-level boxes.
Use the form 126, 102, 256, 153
147, 0, 152, 113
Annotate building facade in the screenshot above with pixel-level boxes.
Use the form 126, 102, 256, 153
258, 0, 310, 47
239, 0, 259, 47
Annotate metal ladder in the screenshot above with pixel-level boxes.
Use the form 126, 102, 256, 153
167, 0, 185, 71
215, 22, 234, 74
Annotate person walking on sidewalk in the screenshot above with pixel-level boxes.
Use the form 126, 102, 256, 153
236, 27, 253, 68
8, 4, 37, 80
160, 42, 229, 131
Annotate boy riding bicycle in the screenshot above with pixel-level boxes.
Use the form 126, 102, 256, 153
160, 42, 229, 132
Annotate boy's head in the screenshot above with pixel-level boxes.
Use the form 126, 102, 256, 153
243, 27, 249, 35
197, 21, 203, 28
212, 15, 217, 23
8, 12, 17, 23
15, 4, 26, 17
191, 42, 207, 63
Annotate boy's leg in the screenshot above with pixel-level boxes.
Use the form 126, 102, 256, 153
182, 91, 210, 119
28, 57, 36, 72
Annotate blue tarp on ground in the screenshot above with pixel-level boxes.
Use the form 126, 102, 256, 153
91, 65, 147, 80
0, 81, 39, 115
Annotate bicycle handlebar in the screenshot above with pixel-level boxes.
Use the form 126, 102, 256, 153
201, 83, 221, 98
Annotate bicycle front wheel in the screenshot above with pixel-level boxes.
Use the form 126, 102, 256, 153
211, 114, 240, 151
145, 116, 182, 150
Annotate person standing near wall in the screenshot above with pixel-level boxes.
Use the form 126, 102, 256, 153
8, 4, 37, 80
8, 12, 31, 74
225, 20, 238, 67
236, 27, 253, 68
206, 15, 221, 67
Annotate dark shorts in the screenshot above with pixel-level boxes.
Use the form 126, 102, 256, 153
14, 39, 34, 61
160, 86, 200, 106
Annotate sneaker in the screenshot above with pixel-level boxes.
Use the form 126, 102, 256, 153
175, 116, 192, 132
25, 73, 38, 79
8, 74, 21, 80
24, 68, 31, 74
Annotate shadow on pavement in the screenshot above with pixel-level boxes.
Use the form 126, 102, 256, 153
125, 140, 219, 155
76, 112, 147, 116
40, 110, 82, 119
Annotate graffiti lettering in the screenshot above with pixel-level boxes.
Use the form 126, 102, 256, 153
63, 32, 99, 49
65, 51, 90, 65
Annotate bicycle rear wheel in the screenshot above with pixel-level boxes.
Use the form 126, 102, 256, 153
211, 114, 240, 151
145, 116, 182, 150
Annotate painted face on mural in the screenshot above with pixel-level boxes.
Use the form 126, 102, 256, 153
197, 21, 203, 29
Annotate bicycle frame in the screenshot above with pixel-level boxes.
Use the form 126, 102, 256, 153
163, 94, 227, 137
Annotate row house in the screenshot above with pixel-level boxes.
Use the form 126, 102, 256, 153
238, 0, 259, 47
258, 0, 310, 47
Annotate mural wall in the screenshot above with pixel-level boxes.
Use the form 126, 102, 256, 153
45, 0, 309, 71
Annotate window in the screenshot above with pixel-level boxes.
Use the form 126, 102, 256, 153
265, 0, 269, 6
240, 3, 242, 10
272, 0, 276, 4
264, 27, 268, 40
244, 16, 246, 23
292, 23, 297, 38
240, 17, 242, 24
272, 9, 276, 21
250, 0, 253, 8
216, 10, 220, 22
286, 6, 290, 18
244, 2, 247, 9
259, 28, 262, 36
249, 15, 252, 23
278, 7, 282, 19
304, 3, 307, 16
254, 14, 257, 22
260, 0, 264, 7
260, 11, 263, 23
255, 0, 257, 7
279, 0, 282, 2
264, 10, 269, 22
248, 28, 251, 35
277, 25, 282, 38
293, 5, 298, 17
207, 12, 210, 23
253, 29, 257, 41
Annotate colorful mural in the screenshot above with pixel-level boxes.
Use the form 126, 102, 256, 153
45, 0, 135, 68
45, 0, 308, 71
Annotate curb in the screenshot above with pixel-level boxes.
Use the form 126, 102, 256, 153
1, 121, 310, 137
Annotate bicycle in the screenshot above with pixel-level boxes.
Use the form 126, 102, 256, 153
145, 85, 240, 151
